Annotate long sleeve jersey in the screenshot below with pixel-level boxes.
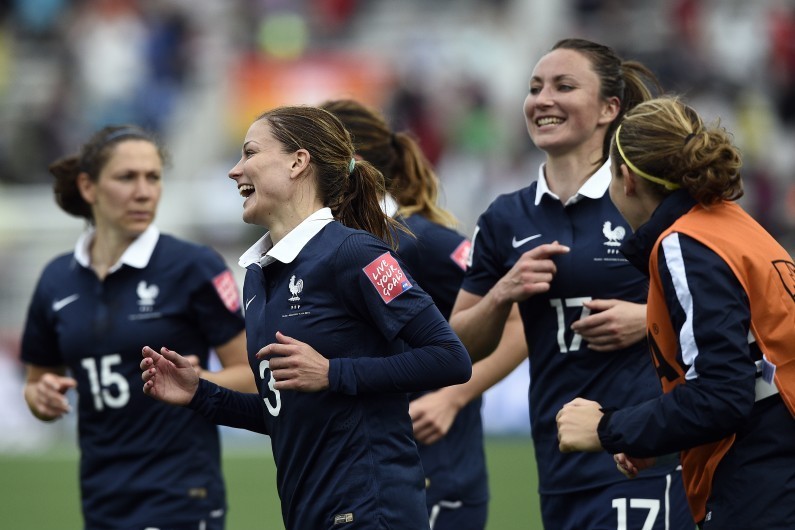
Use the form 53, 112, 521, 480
601, 190, 795, 527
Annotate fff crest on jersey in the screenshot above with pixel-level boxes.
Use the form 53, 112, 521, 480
602, 221, 626, 255
136, 281, 159, 312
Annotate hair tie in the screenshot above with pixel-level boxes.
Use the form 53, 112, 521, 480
683, 132, 696, 146
615, 124, 681, 191
348, 157, 356, 175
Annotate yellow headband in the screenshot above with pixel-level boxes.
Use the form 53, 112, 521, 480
615, 124, 681, 190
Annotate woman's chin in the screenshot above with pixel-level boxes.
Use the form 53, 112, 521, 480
241, 208, 262, 226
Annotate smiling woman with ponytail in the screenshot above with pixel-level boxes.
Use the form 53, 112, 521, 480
140, 104, 472, 530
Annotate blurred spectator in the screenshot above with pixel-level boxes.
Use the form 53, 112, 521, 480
388, 80, 446, 165
135, 6, 196, 132
447, 78, 502, 157
769, 2, 795, 125
10, 0, 67, 39
68, 0, 149, 130
309, 0, 359, 37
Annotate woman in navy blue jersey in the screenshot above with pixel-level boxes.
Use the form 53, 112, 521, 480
21, 125, 252, 529
449, 39, 694, 529
140, 105, 472, 530
320, 98, 490, 529
557, 96, 795, 530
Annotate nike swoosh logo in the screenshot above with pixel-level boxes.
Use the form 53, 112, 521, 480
52, 294, 80, 312
511, 234, 542, 248
245, 295, 257, 311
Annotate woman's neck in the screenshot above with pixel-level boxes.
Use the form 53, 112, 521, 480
543, 150, 603, 204
268, 200, 325, 245
89, 225, 136, 280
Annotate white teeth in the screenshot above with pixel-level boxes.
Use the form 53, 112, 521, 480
536, 117, 563, 126
238, 184, 254, 197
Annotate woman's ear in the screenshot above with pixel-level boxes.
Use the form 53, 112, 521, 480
76, 172, 96, 204
620, 163, 637, 197
598, 96, 621, 125
290, 149, 310, 178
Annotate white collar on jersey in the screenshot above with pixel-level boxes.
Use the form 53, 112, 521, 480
380, 193, 400, 218
534, 158, 612, 207
74, 224, 160, 273
238, 207, 334, 269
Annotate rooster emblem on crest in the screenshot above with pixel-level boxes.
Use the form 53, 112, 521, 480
288, 275, 303, 302
137, 281, 159, 308
602, 221, 626, 247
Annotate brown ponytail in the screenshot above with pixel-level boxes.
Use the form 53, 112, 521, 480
611, 96, 743, 205
331, 159, 399, 247
391, 131, 458, 228
319, 98, 459, 228
49, 154, 92, 220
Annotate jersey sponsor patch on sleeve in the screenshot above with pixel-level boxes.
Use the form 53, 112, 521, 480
450, 239, 471, 271
363, 252, 413, 304
212, 270, 241, 312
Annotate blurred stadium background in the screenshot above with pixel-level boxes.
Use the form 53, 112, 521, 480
1, 0, 794, 528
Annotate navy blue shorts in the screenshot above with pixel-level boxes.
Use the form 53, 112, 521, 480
541, 467, 695, 530
428, 499, 488, 530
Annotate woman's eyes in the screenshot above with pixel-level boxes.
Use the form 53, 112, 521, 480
529, 84, 574, 95
116, 172, 160, 181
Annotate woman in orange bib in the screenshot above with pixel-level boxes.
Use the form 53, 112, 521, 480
556, 96, 795, 530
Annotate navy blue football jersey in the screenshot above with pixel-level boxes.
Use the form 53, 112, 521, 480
396, 214, 471, 321
462, 163, 673, 494
396, 214, 489, 509
237, 209, 470, 529
21, 226, 245, 529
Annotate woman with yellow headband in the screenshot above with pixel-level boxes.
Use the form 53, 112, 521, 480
557, 96, 795, 529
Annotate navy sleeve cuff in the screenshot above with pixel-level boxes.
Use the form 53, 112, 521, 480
328, 358, 358, 395
187, 378, 221, 413
597, 408, 618, 452
186, 378, 269, 435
